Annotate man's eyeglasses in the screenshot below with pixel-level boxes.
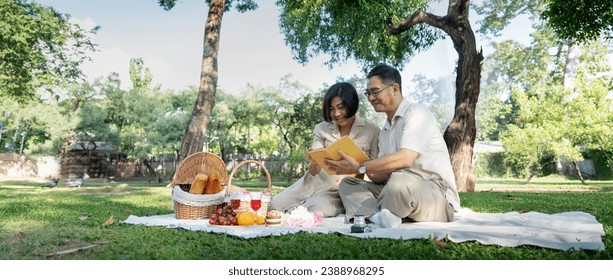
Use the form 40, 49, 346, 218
363, 85, 393, 98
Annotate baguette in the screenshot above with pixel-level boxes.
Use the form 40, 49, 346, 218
188, 173, 209, 194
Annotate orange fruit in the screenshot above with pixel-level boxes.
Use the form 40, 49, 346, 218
255, 215, 265, 225
237, 212, 256, 226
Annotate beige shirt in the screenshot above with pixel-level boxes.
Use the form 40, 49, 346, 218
378, 99, 461, 211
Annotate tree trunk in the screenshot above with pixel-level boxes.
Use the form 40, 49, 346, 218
161, 153, 165, 176
441, 1, 483, 192
524, 172, 536, 185
10, 124, 19, 152
220, 139, 227, 163
562, 42, 582, 95
178, 0, 226, 162
572, 160, 587, 185
524, 164, 541, 185
387, 0, 483, 192
142, 157, 157, 182
555, 158, 563, 174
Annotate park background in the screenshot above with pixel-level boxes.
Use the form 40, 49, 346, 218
1, 0, 613, 268
1, 0, 611, 186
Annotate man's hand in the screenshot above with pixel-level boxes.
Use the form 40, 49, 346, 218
324, 150, 359, 175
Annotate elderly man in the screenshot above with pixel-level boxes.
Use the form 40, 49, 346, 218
324, 64, 460, 228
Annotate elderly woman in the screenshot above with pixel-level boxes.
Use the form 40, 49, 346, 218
271, 82, 380, 217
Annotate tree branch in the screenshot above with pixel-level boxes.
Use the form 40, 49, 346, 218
386, 10, 450, 36
42, 242, 109, 257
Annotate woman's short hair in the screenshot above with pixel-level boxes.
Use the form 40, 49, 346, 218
322, 82, 359, 122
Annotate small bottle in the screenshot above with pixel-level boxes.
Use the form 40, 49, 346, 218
350, 215, 372, 233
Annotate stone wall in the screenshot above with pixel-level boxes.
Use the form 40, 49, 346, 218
0, 153, 60, 182
0, 152, 174, 181
1, 152, 298, 182
59, 150, 112, 179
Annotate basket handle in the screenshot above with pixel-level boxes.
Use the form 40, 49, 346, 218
226, 160, 272, 196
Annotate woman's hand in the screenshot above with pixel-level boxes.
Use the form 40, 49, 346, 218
307, 148, 321, 175
306, 148, 314, 164
308, 161, 321, 176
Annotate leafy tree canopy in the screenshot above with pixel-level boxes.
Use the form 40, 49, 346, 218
473, 0, 544, 37
541, 0, 613, 42
276, 0, 443, 71
0, 0, 98, 102
474, 0, 613, 42
157, 0, 258, 12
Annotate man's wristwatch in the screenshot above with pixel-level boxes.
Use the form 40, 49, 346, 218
358, 163, 367, 174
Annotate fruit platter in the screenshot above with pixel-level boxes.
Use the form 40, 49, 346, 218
208, 204, 266, 226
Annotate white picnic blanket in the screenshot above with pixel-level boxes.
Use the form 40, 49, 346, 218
123, 208, 605, 251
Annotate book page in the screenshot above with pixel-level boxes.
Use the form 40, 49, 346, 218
307, 136, 369, 174
307, 148, 333, 174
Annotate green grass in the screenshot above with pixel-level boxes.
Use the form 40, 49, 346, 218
475, 175, 613, 192
0, 178, 612, 260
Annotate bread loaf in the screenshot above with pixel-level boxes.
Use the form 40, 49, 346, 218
188, 173, 209, 194
205, 176, 223, 194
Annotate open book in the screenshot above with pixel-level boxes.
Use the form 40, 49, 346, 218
307, 136, 369, 175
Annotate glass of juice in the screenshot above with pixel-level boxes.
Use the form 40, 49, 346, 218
250, 191, 262, 212
230, 191, 241, 210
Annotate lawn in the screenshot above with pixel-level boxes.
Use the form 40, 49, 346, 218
0, 177, 611, 260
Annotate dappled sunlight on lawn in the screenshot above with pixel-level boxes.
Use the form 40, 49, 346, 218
1, 220, 52, 235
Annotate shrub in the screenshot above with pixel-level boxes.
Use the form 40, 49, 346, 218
474, 152, 508, 177
586, 149, 613, 179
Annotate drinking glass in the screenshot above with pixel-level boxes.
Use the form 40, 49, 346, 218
230, 191, 241, 210
250, 191, 262, 212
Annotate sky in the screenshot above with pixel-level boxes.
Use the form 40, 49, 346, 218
33, 0, 531, 95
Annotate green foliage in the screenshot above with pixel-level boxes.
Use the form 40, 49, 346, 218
473, 0, 544, 37
476, 3, 613, 181
205, 86, 284, 159
565, 41, 613, 165
0, 0, 97, 101
474, 152, 508, 178
158, 0, 258, 12
0, 58, 196, 164
0, 98, 75, 155
74, 102, 120, 151
475, 91, 510, 141
129, 58, 153, 91
149, 93, 192, 156
474, 0, 613, 42
476, 151, 558, 178
269, 83, 323, 155
115, 88, 191, 160
2, 55, 371, 179
541, 0, 613, 42
408, 74, 454, 131
587, 150, 613, 180
269, 88, 322, 178
501, 125, 556, 178
276, 0, 442, 71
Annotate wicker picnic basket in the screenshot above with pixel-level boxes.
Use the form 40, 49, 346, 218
169, 152, 228, 220
226, 160, 272, 217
